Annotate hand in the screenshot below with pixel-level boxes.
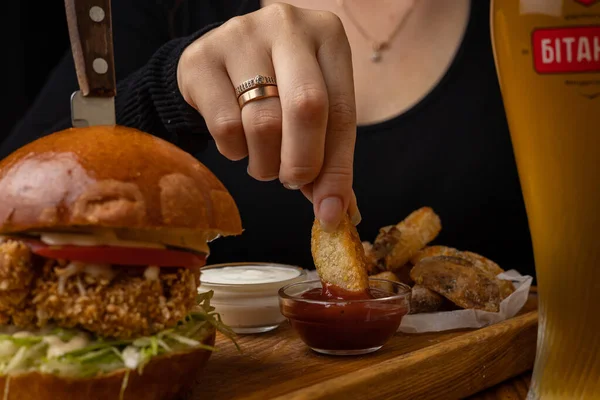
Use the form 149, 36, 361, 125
177, 3, 360, 231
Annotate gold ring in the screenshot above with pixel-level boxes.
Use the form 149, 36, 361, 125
238, 86, 280, 108
235, 74, 277, 97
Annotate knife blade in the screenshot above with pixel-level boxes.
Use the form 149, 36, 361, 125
64, 0, 116, 127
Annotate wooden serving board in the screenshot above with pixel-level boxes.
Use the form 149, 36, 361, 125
188, 291, 538, 400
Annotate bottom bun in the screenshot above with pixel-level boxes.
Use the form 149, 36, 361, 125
0, 328, 216, 400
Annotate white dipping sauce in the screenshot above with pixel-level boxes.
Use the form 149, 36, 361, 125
198, 263, 306, 334
201, 265, 301, 285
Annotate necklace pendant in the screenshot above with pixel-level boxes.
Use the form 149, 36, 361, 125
370, 42, 385, 63
371, 50, 382, 62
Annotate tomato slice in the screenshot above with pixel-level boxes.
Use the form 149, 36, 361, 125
10, 237, 206, 268
34, 245, 206, 267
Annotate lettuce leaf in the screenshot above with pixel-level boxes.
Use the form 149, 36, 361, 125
0, 290, 235, 378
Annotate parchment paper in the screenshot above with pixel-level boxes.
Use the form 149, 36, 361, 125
398, 270, 533, 333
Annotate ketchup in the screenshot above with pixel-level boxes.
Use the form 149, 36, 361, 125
281, 284, 409, 353
318, 283, 374, 300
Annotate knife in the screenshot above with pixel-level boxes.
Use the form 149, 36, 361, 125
64, 0, 116, 127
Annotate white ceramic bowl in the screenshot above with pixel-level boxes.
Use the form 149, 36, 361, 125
198, 262, 307, 334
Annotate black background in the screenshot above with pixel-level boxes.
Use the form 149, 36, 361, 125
3, 2, 69, 138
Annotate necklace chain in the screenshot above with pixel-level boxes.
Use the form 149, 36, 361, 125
337, 0, 415, 63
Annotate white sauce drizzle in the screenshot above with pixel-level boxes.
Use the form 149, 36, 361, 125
76, 276, 86, 296
55, 262, 115, 295
143, 266, 160, 281
40, 232, 166, 249
43, 333, 90, 359
57, 276, 66, 295
55, 262, 83, 278
122, 346, 140, 369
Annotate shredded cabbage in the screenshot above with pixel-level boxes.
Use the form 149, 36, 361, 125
0, 290, 237, 378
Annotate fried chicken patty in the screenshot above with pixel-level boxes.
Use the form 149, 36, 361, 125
0, 240, 198, 339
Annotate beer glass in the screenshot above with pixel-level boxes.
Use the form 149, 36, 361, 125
490, 0, 599, 398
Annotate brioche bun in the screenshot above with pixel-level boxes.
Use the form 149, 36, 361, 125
0, 126, 237, 398
0, 328, 216, 400
0, 126, 242, 243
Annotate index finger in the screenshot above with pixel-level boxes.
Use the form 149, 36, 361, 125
311, 13, 358, 232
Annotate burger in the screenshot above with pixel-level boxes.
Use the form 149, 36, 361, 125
0, 126, 242, 399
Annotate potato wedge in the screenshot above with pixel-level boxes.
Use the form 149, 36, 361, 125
374, 207, 442, 270
411, 246, 514, 299
410, 256, 503, 312
371, 271, 400, 281
410, 245, 463, 265
409, 284, 445, 314
371, 270, 445, 314
370, 271, 400, 293
311, 213, 370, 294
462, 251, 514, 299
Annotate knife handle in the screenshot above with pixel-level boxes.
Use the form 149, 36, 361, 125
64, 0, 116, 97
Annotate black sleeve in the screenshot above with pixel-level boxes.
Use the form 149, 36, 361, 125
113, 22, 223, 154
0, 0, 223, 158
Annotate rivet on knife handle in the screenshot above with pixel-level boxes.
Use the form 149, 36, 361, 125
64, 0, 116, 97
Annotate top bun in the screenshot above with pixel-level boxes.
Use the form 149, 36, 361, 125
0, 126, 242, 246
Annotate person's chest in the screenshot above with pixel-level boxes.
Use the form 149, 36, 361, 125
351, 58, 530, 269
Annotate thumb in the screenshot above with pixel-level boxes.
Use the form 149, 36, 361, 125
301, 185, 361, 228
312, 168, 359, 232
